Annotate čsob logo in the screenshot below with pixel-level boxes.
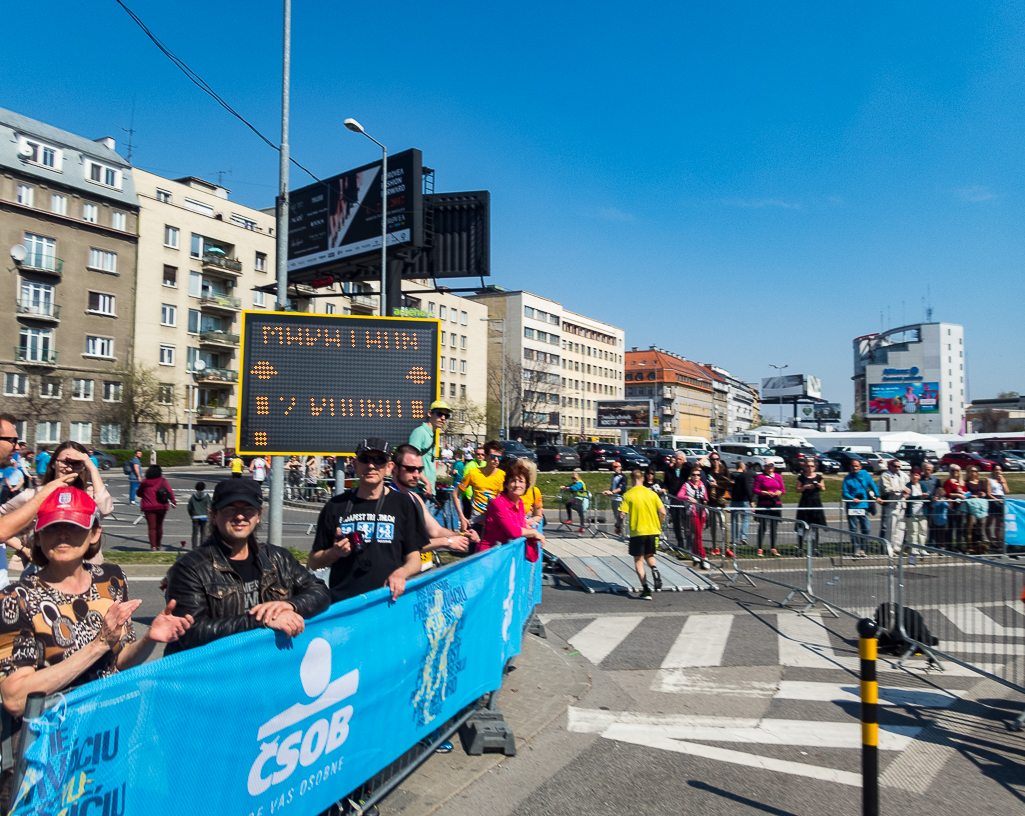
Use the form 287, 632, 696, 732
248, 638, 359, 796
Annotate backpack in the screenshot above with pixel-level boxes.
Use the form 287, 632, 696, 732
123, 460, 134, 475
156, 484, 172, 505
874, 603, 939, 655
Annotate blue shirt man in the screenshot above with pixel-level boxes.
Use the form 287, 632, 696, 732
841, 459, 880, 551
34, 449, 50, 478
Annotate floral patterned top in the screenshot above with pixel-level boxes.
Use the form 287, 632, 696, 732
0, 563, 136, 686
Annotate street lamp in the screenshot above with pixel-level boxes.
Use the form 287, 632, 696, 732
344, 118, 388, 316
769, 363, 789, 430
481, 318, 506, 440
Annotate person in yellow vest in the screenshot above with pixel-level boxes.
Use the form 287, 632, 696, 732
230, 454, 244, 478
620, 469, 668, 600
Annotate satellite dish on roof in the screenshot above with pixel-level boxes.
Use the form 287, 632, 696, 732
17, 144, 33, 158
10, 245, 26, 263
193, 360, 207, 371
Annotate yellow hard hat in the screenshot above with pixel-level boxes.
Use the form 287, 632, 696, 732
430, 400, 452, 413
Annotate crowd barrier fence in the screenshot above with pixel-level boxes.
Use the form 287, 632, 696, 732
9, 539, 543, 816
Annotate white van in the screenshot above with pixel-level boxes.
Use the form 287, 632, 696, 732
717, 443, 786, 472
659, 435, 713, 454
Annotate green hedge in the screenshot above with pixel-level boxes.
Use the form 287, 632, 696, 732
104, 450, 194, 467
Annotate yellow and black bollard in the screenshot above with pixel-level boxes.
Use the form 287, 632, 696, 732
857, 617, 880, 816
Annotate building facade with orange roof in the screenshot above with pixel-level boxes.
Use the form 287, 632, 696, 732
624, 346, 714, 442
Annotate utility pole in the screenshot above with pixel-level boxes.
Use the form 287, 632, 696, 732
268, 0, 290, 548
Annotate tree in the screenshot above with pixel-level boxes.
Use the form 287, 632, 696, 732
446, 396, 487, 444
848, 413, 868, 432
997, 391, 1020, 399
96, 363, 166, 446
486, 353, 560, 442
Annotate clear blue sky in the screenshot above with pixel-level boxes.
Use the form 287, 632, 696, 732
6, 1, 1023, 417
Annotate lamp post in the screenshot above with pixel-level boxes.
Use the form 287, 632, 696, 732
769, 363, 789, 430
481, 318, 506, 440
343, 118, 388, 316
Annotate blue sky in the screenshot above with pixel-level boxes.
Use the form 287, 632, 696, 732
5, 1, 1023, 417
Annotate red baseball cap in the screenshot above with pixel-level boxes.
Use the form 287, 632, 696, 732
35, 487, 99, 531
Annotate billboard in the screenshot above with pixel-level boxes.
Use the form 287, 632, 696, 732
761, 374, 822, 400
813, 402, 842, 420
407, 191, 491, 279
287, 148, 423, 276
869, 383, 940, 415
236, 312, 439, 455
596, 400, 652, 428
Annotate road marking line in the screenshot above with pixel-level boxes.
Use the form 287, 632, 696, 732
653, 672, 779, 696
776, 613, 855, 670
938, 641, 1025, 656
775, 681, 962, 708
935, 605, 1024, 637
567, 616, 643, 664
660, 614, 733, 668
603, 727, 863, 786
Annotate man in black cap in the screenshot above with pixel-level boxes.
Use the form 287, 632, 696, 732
164, 478, 330, 653
309, 438, 427, 603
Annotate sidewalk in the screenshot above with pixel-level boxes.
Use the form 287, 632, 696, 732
387, 631, 592, 816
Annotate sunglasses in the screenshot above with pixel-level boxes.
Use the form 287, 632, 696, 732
488, 453, 502, 459
433, 412, 451, 419
0, 436, 17, 445
56, 459, 85, 468
357, 453, 389, 466
400, 464, 424, 473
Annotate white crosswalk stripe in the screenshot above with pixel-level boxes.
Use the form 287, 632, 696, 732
660, 614, 733, 668
935, 605, 1025, 637
776, 612, 856, 670
568, 615, 643, 664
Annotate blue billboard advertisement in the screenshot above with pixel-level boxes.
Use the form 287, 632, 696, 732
869, 382, 940, 414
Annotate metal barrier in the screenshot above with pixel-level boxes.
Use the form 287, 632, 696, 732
893, 545, 1025, 731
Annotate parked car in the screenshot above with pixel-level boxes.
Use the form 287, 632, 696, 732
205, 449, 256, 467
613, 446, 651, 470
938, 452, 996, 472
716, 443, 786, 472
894, 445, 942, 468
535, 445, 581, 472
975, 451, 1023, 472
678, 448, 711, 465
92, 452, 118, 471
877, 452, 912, 472
636, 445, 676, 470
499, 440, 537, 463
575, 442, 621, 470
823, 448, 866, 472
771, 445, 820, 473
814, 453, 842, 474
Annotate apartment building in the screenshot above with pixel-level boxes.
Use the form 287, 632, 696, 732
624, 348, 714, 441
469, 290, 625, 444
134, 170, 352, 455
0, 107, 139, 448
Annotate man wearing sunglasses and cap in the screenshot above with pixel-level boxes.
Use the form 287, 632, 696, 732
309, 438, 427, 603
408, 400, 451, 498
163, 478, 330, 653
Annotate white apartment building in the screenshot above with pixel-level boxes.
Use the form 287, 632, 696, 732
469, 290, 625, 444
705, 364, 758, 436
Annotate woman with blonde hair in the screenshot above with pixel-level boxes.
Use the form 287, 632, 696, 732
481, 458, 545, 561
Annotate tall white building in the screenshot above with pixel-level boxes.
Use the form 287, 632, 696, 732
853, 322, 965, 434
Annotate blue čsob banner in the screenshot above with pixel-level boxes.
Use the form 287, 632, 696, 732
1005, 499, 1025, 548
12, 540, 542, 816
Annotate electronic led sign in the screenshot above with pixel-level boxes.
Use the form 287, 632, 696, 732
237, 312, 439, 456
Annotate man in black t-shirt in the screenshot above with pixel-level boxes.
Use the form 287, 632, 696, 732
309, 438, 427, 603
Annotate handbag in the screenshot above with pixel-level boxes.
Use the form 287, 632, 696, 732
156, 484, 172, 505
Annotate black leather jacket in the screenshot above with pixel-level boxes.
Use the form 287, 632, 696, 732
164, 532, 330, 654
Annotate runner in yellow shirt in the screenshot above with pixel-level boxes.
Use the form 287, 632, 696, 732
620, 469, 668, 600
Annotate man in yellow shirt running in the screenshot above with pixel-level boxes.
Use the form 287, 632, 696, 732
620, 469, 668, 600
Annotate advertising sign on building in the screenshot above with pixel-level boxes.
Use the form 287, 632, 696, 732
869, 383, 940, 415
596, 400, 653, 428
761, 374, 821, 400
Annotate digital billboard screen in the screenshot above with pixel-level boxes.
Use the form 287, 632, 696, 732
761, 374, 821, 400
596, 400, 652, 428
236, 312, 439, 456
287, 148, 423, 276
813, 402, 843, 420
869, 383, 939, 415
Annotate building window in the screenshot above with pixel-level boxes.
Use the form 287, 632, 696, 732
70, 422, 92, 444
88, 248, 117, 273
460, 335, 467, 349
163, 266, 177, 287
164, 225, 180, 248
19, 327, 53, 362
188, 271, 203, 298
103, 381, 122, 402
427, 302, 435, 315
255, 252, 267, 272
16, 185, 34, 207
3, 373, 28, 397
161, 304, 177, 326
87, 292, 116, 316
460, 311, 467, 325
441, 331, 447, 345
460, 384, 467, 398
440, 356, 446, 369
82, 202, 98, 223
449, 358, 457, 372
36, 422, 61, 444
184, 198, 214, 217
156, 189, 172, 203
100, 424, 121, 445
524, 328, 535, 339
439, 305, 447, 320
19, 138, 62, 170
231, 214, 257, 230
50, 194, 67, 215
159, 345, 176, 366
85, 336, 114, 358
188, 309, 201, 333
253, 290, 266, 307
87, 162, 122, 190
460, 360, 467, 374
72, 379, 94, 401
111, 211, 126, 231
449, 383, 456, 397
158, 384, 174, 405
39, 377, 62, 399
524, 306, 534, 318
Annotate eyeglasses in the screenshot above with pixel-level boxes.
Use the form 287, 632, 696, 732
433, 412, 451, 420
399, 464, 424, 473
0, 436, 17, 445
488, 453, 502, 460
356, 453, 389, 466
56, 459, 85, 469
221, 505, 260, 517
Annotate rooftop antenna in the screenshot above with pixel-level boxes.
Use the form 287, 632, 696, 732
925, 284, 933, 323
119, 98, 136, 163
215, 169, 232, 186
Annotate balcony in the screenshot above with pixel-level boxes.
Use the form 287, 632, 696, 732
16, 301, 61, 322
350, 293, 377, 315
200, 253, 243, 276
197, 405, 237, 421
20, 253, 63, 277
199, 293, 242, 312
193, 366, 238, 384
198, 330, 240, 348
14, 347, 58, 366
